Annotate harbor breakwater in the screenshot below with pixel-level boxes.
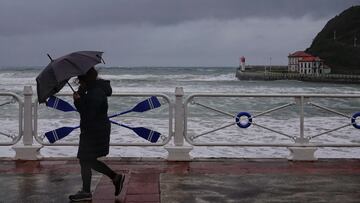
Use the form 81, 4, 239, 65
236, 66, 360, 84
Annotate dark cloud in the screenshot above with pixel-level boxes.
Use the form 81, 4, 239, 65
0, 16, 326, 66
0, 0, 358, 66
0, 0, 358, 36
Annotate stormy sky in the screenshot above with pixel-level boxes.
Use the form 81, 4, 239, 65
0, 0, 358, 67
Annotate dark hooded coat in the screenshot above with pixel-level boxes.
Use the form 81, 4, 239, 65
74, 79, 112, 159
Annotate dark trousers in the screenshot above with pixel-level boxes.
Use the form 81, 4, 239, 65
80, 158, 117, 192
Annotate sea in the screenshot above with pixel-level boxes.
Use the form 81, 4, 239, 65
1, 66, 360, 159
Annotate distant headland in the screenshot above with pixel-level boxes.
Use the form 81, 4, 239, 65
306, 5, 360, 74
236, 5, 360, 83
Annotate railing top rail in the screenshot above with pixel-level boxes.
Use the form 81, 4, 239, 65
35, 93, 172, 104
0, 92, 23, 102
55, 92, 170, 97
185, 93, 360, 100
53, 92, 172, 105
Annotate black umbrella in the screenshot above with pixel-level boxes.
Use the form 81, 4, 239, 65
36, 51, 104, 103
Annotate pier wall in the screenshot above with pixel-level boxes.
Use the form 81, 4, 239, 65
243, 65, 288, 72
236, 68, 360, 83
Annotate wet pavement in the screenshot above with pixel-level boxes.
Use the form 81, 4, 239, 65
161, 173, 360, 203
0, 158, 359, 203
0, 173, 101, 202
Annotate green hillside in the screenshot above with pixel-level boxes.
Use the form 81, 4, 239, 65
306, 6, 360, 74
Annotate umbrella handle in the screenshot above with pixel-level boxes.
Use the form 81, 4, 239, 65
47, 54, 54, 62
67, 82, 75, 93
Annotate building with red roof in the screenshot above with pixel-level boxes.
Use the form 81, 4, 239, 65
288, 51, 330, 75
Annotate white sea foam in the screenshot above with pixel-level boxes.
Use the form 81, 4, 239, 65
101, 74, 161, 81
101, 73, 237, 82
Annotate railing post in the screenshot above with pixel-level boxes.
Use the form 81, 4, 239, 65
288, 96, 317, 161
165, 87, 192, 161
23, 86, 34, 145
12, 86, 42, 160
174, 87, 185, 146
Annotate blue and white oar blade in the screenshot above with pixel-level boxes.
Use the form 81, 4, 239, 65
133, 127, 161, 143
46, 96, 77, 112
44, 126, 77, 143
132, 96, 161, 113
45, 131, 57, 143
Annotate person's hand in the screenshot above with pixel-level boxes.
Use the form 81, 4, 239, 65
73, 92, 81, 100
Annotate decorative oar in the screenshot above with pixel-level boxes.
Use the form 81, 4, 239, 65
45, 125, 80, 143
45, 121, 160, 143
110, 120, 160, 143
46, 96, 77, 112
108, 96, 161, 118
46, 96, 161, 116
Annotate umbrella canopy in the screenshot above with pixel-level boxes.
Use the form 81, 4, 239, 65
36, 51, 103, 103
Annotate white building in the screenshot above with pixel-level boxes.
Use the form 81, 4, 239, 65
288, 51, 330, 75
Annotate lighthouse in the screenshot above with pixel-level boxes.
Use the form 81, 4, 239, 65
240, 56, 246, 71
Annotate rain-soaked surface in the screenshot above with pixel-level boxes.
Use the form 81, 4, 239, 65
0, 158, 360, 203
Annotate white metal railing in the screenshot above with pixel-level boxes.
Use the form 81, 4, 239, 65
0, 92, 23, 145
1, 86, 360, 160
184, 93, 360, 147
33, 93, 173, 146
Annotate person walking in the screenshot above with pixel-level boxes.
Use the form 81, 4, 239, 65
69, 67, 124, 202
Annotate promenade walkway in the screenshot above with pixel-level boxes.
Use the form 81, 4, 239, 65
0, 158, 360, 203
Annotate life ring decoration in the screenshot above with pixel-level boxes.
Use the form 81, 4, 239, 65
235, 112, 252, 128
351, 112, 360, 129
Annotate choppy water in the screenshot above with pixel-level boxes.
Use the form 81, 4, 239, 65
1, 66, 360, 158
